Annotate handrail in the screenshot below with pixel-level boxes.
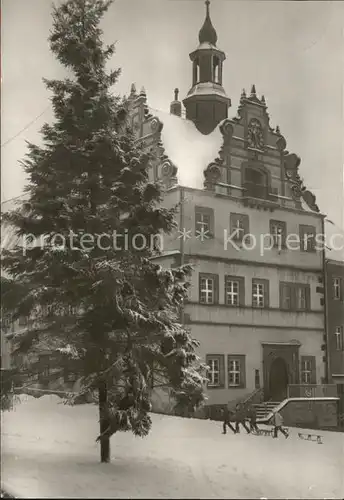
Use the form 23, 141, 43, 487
287, 384, 337, 398
241, 387, 264, 408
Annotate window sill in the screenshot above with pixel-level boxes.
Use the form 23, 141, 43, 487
281, 308, 311, 313
192, 302, 319, 313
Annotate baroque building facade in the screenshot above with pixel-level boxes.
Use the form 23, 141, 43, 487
127, 0, 328, 411
1, 2, 341, 424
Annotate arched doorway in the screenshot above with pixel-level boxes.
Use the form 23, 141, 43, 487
269, 357, 288, 401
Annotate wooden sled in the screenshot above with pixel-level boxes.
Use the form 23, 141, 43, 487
298, 432, 323, 444
251, 428, 273, 437
252, 427, 289, 438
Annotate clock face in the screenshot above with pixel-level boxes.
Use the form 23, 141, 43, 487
248, 118, 264, 149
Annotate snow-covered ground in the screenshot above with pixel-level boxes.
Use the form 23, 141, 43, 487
1, 395, 344, 499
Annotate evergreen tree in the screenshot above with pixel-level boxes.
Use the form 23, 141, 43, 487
1, 0, 206, 462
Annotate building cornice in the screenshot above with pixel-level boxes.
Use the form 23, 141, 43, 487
165, 185, 326, 219
186, 319, 323, 332
175, 253, 323, 274
185, 301, 323, 315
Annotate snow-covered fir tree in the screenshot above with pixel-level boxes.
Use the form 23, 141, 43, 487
1, 0, 206, 462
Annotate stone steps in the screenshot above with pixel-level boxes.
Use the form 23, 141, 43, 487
253, 401, 280, 420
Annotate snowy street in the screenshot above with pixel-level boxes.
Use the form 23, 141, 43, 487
1, 395, 343, 498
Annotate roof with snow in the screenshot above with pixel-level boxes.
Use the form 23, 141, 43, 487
149, 108, 223, 190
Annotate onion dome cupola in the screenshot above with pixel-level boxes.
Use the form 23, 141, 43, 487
183, 0, 231, 135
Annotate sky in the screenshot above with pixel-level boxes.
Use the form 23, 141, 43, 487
1, 0, 344, 226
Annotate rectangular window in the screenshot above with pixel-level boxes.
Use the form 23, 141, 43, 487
206, 354, 224, 388
300, 225, 316, 252
301, 356, 316, 385
229, 213, 249, 242
333, 278, 342, 300
225, 280, 239, 305
195, 206, 214, 238
199, 273, 218, 304
301, 360, 312, 384
280, 282, 310, 311
227, 355, 246, 388
208, 358, 220, 386
228, 359, 240, 386
224, 276, 245, 306
270, 220, 287, 249
335, 326, 344, 351
252, 279, 269, 308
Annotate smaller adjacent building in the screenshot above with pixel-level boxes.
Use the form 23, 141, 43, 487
325, 258, 344, 426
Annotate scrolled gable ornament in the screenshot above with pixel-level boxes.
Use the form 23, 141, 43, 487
204, 163, 221, 186
161, 160, 177, 179
203, 163, 221, 191
276, 134, 287, 152
150, 117, 163, 134
301, 189, 320, 213
284, 153, 303, 200
160, 160, 178, 188
219, 120, 234, 142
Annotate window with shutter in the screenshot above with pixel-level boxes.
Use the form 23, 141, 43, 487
279, 282, 310, 311
280, 283, 292, 310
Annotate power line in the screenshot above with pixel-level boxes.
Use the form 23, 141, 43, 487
1, 106, 50, 149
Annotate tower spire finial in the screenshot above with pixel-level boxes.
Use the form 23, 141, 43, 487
199, 0, 217, 45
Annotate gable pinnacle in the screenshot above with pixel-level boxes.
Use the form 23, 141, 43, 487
198, 0, 218, 46
250, 84, 256, 96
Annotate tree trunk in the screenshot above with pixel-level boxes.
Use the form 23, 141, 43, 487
98, 378, 110, 463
